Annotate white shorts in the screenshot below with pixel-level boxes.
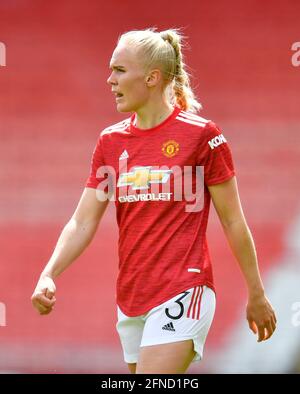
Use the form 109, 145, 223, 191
116, 285, 216, 364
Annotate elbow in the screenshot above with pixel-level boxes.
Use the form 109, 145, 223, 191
69, 216, 99, 232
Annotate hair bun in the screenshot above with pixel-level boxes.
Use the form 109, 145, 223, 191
160, 30, 177, 46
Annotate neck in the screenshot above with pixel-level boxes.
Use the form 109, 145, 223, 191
134, 99, 174, 130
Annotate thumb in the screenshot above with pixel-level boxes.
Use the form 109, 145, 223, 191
43, 278, 56, 299
45, 288, 55, 299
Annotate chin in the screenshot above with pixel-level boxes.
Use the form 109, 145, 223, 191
116, 103, 133, 113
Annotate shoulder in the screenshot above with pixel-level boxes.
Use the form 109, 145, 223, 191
100, 117, 131, 137
176, 110, 224, 141
175, 109, 211, 129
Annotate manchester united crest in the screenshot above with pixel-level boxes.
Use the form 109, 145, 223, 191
162, 140, 179, 158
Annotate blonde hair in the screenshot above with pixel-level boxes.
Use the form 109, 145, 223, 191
118, 28, 202, 113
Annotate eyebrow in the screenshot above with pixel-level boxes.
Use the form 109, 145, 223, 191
109, 64, 126, 70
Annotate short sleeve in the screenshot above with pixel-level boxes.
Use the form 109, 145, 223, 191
85, 135, 108, 191
199, 121, 235, 186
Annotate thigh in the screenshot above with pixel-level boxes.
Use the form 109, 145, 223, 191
136, 339, 196, 374
127, 363, 137, 374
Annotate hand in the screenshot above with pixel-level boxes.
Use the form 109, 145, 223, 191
246, 294, 277, 342
31, 275, 56, 315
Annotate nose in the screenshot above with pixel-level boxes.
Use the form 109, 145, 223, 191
107, 72, 117, 86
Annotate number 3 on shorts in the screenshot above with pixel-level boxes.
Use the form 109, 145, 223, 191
164, 291, 190, 320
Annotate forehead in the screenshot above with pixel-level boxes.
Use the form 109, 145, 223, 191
109, 43, 141, 68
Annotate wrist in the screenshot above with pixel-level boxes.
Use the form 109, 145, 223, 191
248, 286, 265, 300
40, 270, 55, 280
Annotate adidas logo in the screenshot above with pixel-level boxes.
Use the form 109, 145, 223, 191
119, 150, 129, 160
162, 322, 176, 332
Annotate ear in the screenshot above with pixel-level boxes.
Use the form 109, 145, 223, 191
145, 69, 161, 87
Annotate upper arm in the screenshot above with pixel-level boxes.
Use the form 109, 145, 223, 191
208, 176, 246, 228
71, 187, 110, 226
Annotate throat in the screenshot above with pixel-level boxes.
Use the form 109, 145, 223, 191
135, 106, 174, 130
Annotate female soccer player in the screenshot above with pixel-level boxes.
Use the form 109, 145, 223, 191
31, 28, 277, 374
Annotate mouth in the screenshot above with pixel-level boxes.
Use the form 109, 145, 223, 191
113, 92, 124, 101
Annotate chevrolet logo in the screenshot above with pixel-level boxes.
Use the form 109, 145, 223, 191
117, 166, 172, 190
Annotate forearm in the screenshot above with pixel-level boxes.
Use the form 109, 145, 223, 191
222, 219, 264, 297
41, 217, 98, 279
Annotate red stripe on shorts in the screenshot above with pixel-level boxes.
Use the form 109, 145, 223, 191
187, 287, 197, 318
196, 286, 204, 320
187, 286, 200, 319
191, 286, 201, 319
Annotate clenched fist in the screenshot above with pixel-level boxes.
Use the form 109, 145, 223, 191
31, 275, 56, 315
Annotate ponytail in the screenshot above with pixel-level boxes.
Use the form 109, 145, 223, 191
159, 29, 202, 112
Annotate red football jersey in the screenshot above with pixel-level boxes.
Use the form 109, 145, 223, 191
86, 106, 235, 316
